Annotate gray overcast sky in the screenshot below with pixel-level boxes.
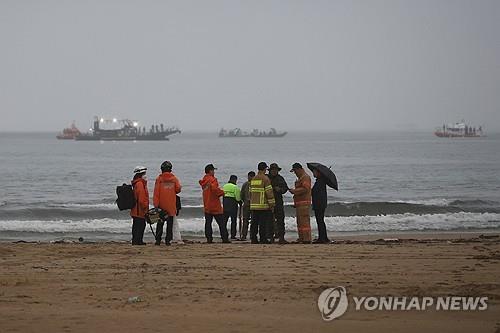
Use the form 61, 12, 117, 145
1, 0, 499, 132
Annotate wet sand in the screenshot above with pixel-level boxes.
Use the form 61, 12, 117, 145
1, 233, 499, 332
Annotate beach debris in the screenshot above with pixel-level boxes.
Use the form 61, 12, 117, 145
78, 237, 84, 242
479, 234, 499, 239
51, 239, 73, 244
127, 296, 142, 304
382, 238, 400, 242
32, 266, 49, 271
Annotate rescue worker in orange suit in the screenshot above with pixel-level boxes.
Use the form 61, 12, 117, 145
153, 161, 182, 246
289, 163, 312, 243
249, 162, 276, 244
131, 166, 149, 245
199, 164, 230, 243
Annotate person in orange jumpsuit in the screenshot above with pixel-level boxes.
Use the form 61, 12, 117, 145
153, 161, 182, 246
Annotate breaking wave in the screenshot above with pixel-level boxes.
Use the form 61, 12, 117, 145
0, 212, 499, 236
1, 199, 498, 221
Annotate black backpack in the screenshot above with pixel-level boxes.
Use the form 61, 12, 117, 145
116, 184, 136, 211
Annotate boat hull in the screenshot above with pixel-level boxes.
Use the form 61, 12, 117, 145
75, 135, 171, 141
219, 132, 288, 138
434, 131, 482, 138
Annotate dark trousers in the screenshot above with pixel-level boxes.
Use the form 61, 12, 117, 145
156, 216, 174, 244
205, 213, 229, 241
132, 217, 146, 244
273, 206, 286, 239
314, 207, 329, 241
240, 205, 251, 239
224, 210, 238, 239
250, 210, 273, 243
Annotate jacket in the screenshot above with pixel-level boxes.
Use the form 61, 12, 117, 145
312, 177, 328, 210
250, 171, 275, 211
131, 178, 149, 218
223, 182, 241, 214
199, 174, 224, 215
153, 172, 182, 217
293, 171, 312, 207
268, 173, 289, 207
240, 181, 250, 207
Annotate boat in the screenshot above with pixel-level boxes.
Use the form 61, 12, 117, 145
56, 122, 81, 140
434, 121, 484, 138
75, 116, 181, 141
219, 128, 287, 138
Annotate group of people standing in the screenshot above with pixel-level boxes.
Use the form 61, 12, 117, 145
129, 160, 331, 245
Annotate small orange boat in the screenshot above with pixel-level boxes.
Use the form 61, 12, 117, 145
56, 122, 81, 140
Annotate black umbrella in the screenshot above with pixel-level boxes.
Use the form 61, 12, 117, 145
307, 162, 338, 190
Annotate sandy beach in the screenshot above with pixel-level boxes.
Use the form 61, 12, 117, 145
1, 233, 499, 333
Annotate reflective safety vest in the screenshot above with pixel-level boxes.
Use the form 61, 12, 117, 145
249, 172, 275, 210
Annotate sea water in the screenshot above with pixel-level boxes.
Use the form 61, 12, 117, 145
1, 131, 499, 241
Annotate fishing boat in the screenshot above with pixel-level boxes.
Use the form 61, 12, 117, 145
434, 121, 484, 138
75, 116, 181, 141
56, 122, 81, 140
219, 128, 287, 138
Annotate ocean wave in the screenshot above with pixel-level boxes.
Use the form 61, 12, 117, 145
1, 199, 499, 221
389, 198, 454, 206
0, 212, 499, 234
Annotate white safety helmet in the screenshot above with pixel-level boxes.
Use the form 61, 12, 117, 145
133, 166, 147, 175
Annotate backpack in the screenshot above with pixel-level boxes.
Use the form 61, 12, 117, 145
116, 183, 136, 211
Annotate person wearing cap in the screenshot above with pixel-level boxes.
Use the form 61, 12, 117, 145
249, 162, 276, 244
131, 166, 149, 245
153, 161, 182, 246
239, 171, 255, 240
289, 163, 312, 243
199, 164, 230, 243
223, 175, 242, 240
268, 163, 289, 244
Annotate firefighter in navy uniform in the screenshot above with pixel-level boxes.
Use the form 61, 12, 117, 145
239, 171, 255, 240
267, 163, 289, 244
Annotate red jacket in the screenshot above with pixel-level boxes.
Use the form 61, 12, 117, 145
199, 174, 224, 215
153, 172, 181, 217
131, 178, 149, 218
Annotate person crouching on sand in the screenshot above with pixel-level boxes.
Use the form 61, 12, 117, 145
131, 166, 149, 245
289, 163, 312, 244
199, 164, 230, 244
153, 161, 182, 246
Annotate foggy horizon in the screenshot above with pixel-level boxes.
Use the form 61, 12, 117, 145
1, 1, 499, 132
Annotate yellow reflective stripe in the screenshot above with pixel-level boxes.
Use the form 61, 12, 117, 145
265, 185, 273, 190
251, 204, 269, 209
250, 180, 263, 186
250, 188, 265, 192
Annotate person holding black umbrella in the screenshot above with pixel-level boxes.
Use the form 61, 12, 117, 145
307, 162, 338, 244
311, 168, 331, 243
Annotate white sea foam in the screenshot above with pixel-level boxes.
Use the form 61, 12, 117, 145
0, 213, 499, 234
53, 203, 117, 209
389, 199, 455, 206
